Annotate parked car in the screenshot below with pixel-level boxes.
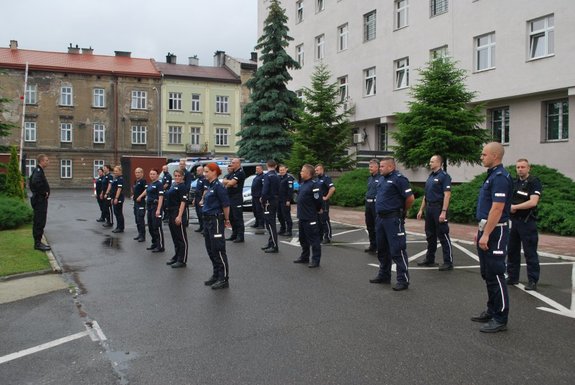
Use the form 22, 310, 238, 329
242, 173, 299, 211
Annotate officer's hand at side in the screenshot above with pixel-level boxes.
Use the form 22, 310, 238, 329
416, 210, 423, 220
478, 234, 489, 251
510, 205, 517, 214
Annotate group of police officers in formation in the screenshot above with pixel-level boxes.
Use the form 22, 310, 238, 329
92, 143, 541, 332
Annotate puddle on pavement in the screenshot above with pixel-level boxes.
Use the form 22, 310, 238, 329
103, 236, 122, 250
76, 218, 88, 221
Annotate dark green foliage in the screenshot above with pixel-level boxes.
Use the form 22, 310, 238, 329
0, 194, 33, 230
0, 173, 6, 193
288, 64, 355, 171
237, 0, 301, 162
392, 58, 489, 171
330, 168, 369, 207
1, 94, 16, 139
4, 146, 25, 199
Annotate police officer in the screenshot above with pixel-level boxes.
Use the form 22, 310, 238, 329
161, 164, 172, 190
364, 159, 380, 253
110, 165, 125, 233
193, 166, 206, 233
416, 155, 453, 270
95, 167, 106, 222
222, 158, 246, 243
29, 154, 51, 251
277, 164, 294, 237
370, 157, 414, 291
144, 168, 165, 252
261, 160, 280, 253
101, 164, 114, 228
165, 169, 189, 268
293, 164, 323, 268
471, 142, 513, 333
507, 158, 542, 291
315, 164, 336, 244
132, 167, 147, 242
178, 158, 192, 190
250, 165, 265, 229
201, 163, 231, 290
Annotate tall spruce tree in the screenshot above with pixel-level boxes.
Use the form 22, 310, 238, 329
392, 57, 488, 171
5, 146, 25, 199
289, 63, 354, 171
237, 0, 300, 162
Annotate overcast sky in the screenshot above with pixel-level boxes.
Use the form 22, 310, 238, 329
1, 0, 258, 66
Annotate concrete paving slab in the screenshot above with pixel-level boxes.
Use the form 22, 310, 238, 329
0, 274, 68, 304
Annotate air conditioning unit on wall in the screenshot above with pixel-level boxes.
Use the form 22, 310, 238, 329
353, 133, 364, 144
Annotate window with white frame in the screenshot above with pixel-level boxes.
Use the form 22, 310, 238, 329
131, 90, 147, 109
430, 0, 448, 17
395, 57, 409, 89
296, 90, 304, 102
315, 34, 325, 60
296, 0, 304, 23
529, 15, 554, 59
93, 88, 105, 108
364, 67, 376, 96
545, 99, 569, 141
216, 96, 229, 114
25, 84, 37, 104
24, 121, 37, 142
430, 45, 449, 60
338, 23, 348, 51
190, 127, 201, 145
215, 127, 229, 146
191, 93, 201, 112
490, 107, 509, 144
475, 32, 495, 71
168, 92, 182, 110
60, 86, 73, 106
338, 76, 348, 102
296, 44, 304, 66
316, 0, 324, 13
364, 10, 376, 42
131, 125, 147, 144
25, 159, 36, 177
93, 160, 104, 178
93, 124, 105, 143
395, 0, 409, 29
378, 123, 389, 151
60, 123, 73, 142
60, 159, 72, 179
168, 126, 183, 144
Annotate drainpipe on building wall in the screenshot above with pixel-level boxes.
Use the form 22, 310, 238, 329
113, 76, 119, 164
153, 85, 161, 156
19, 62, 29, 174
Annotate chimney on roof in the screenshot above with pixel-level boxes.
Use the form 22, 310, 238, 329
166, 53, 177, 64
188, 55, 199, 66
250, 52, 258, 62
81, 47, 94, 55
9, 40, 18, 50
68, 44, 80, 54
115, 51, 131, 58
214, 50, 226, 67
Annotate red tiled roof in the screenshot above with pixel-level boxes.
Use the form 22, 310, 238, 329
155, 62, 240, 84
0, 48, 160, 78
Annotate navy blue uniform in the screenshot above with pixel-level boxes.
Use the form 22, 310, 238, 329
278, 173, 294, 235
133, 178, 147, 240
146, 180, 164, 250
296, 178, 323, 265
29, 165, 50, 245
251, 172, 265, 228
476, 164, 513, 324
103, 172, 114, 225
165, 182, 189, 263
226, 168, 246, 241
422, 169, 453, 265
95, 174, 106, 221
262, 170, 280, 250
507, 175, 542, 284
202, 179, 230, 282
374, 170, 413, 286
111, 176, 125, 231
161, 171, 172, 190
194, 175, 206, 231
316, 173, 334, 242
365, 172, 381, 251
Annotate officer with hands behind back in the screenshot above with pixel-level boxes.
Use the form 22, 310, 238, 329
29, 154, 51, 251
364, 159, 380, 253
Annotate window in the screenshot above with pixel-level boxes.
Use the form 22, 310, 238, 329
93, 88, 105, 108
24, 122, 37, 142
296, 0, 304, 23
60, 159, 72, 179
60, 123, 73, 142
364, 11, 376, 41
93, 160, 104, 178
378, 123, 388, 151
25, 159, 36, 177
215, 127, 229, 146
296, 44, 304, 67
430, 45, 449, 60
168, 92, 182, 110
216, 96, 229, 114
296, 90, 304, 101
25, 84, 37, 104
191, 93, 201, 112
430, 0, 448, 17
545, 99, 569, 141
475, 33, 496, 71
529, 15, 554, 59
190, 127, 201, 145
315, 34, 325, 60
316, 0, 324, 13
60, 86, 73, 106
490, 107, 509, 144
131, 126, 147, 144
168, 126, 183, 144
338, 24, 348, 51
131, 91, 147, 109
93, 124, 105, 143
338, 76, 348, 102
395, 57, 409, 89
364, 67, 376, 96
395, 0, 408, 29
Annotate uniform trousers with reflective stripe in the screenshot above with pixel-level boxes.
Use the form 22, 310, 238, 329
168, 211, 188, 263
364, 201, 377, 250
424, 205, 452, 265
298, 219, 321, 264
203, 215, 229, 281
147, 205, 164, 249
134, 203, 146, 239
375, 216, 410, 285
264, 200, 279, 249
113, 201, 124, 230
228, 197, 244, 239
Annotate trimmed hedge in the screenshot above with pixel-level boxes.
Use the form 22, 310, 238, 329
0, 194, 33, 230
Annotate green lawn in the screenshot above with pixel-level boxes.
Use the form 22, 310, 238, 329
0, 224, 51, 277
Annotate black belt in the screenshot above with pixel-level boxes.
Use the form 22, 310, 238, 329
426, 201, 442, 207
204, 213, 223, 218
378, 210, 402, 219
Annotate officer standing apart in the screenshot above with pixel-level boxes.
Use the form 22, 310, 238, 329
222, 158, 246, 243
315, 164, 335, 244
416, 155, 454, 270
250, 165, 265, 229
507, 158, 542, 291
364, 159, 380, 253
193, 166, 206, 233
132, 167, 147, 242
101, 164, 114, 228
201, 163, 231, 290
110, 165, 125, 233
29, 154, 51, 251
277, 164, 294, 237
261, 160, 280, 253
471, 142, 513, 333
370, 157, 414, 291
293, 164, 323, 268
95, 167, 106, 222
165, 169, 189, 268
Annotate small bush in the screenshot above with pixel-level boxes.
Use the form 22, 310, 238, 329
0, 195, 33, 230
331, 168, 370, 207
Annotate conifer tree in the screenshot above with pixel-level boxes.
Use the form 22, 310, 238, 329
5, 146, 25, 199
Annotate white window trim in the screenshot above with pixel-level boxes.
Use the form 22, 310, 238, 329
131, 91, 147, 110
60, 159, 73, 179
364, 67, 376, 97
168, 125, 183, 145
215, 96, 229, 114
93, 88, 105, 108
430, 0, 448, 17
190, 127, 201, 146
395, 58, 410, 90
395, 0, 409, 30
168, 92, 183, 111
215, 127, 229, 146
60, 86, 73, 106
338, 76, 348, 102
528, 15, 554, 60
93, 160, 105, 178
296, 0, 304, 23
364, 11, 377, 42
296, 44, 304, 66
315, 34, 325, 60
93, 123, 106, 143
430, 45, 449, 60
24, 121, 37, 142
60, 123, 73, 143
191, 94, 201, 112
316, 0, 325, 13
25, 159, 37, 177
338, 23, 348, 52
131, 126, 148, 144
475, 32, 496, 72
490, 107, 510, 144
25, 84, 37, 105
545, 99, 569, 142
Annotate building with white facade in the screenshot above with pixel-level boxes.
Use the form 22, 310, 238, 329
258, 0, 575, 181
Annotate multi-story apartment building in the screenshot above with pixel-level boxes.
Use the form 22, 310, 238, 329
259, 0, 575, 181
0, 41, 162, 187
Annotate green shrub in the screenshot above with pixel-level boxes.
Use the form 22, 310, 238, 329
0, 173, 6, 193
0, 195, 33, 230
330, 168, 370, 207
